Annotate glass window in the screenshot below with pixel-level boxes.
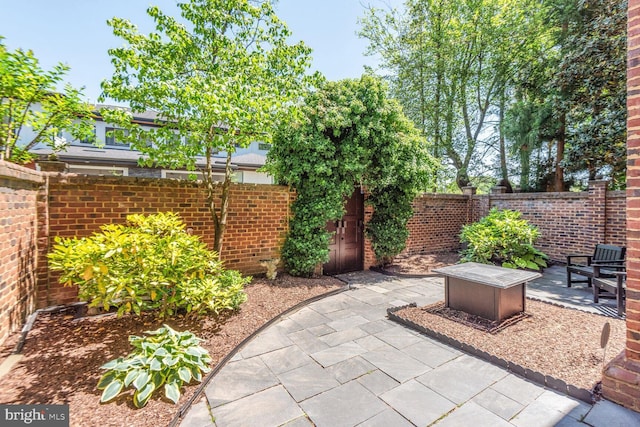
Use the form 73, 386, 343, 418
105, 127, 130, 147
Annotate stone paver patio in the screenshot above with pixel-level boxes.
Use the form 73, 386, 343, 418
179, 268, 640, 426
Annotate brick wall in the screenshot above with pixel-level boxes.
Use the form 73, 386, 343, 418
404, 194, 469, 255
37, 174, 291, 307
394, 182, 626, 264
0, 161, 43, 345
601, 0, 640, 411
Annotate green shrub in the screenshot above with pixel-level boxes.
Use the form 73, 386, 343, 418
98, 325, 211, 408
460, 208, 548, 270
48, 212, 249, 317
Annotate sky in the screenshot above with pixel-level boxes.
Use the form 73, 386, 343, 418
0, 0, 400, 104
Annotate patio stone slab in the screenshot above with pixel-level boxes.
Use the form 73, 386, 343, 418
358, 319, 396, 335
319, 327, 369, 347
356, 369, 400, 396
361, 347, 431, 383
282, 416, 314, 427
347, 288, 389, 305
379, 379, 456, 426
211, 385, 303, 427
356, 409, 413, 427
490, 375, 545, 406
205, 357, 279, 407
402, 339, 460, 367
434, 401, 512, 427
416, 354, 508, 404
583, 399, 640, 427
288, 306, 332, 328
374, 325, 424, 349
354, 335, 388, 351
327, 314, 370, 331
287, 329, 330, 354
326, 355, 376, 383
277, 362, 340, 402
300, 381, 388, 427
534, 390, 590, 420
510, 399, 571, 427
310, 341, 367, 367
472, 387, 524, 421
259, 344, 314, 375
178, 398, 214, 427
240, 329, 293, 359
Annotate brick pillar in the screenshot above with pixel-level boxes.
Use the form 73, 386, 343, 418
601, 0, 640, 411
588, 180, 608, 245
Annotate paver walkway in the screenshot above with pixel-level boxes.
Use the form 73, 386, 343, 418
180, 270, 640, 427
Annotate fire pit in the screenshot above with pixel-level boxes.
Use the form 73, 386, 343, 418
433, 262, 541, 322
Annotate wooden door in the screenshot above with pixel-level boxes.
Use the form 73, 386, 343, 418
324, 190, 364, 275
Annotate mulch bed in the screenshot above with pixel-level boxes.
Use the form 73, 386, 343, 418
0, 275, 344, 427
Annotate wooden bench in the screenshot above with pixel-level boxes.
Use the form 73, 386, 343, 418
566, 244, 625, 288
593, 265, 626, 316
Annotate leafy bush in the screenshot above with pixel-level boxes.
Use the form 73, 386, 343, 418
48, 212, 249, 317
460, 208, 548, 270
98, 325, 211, 408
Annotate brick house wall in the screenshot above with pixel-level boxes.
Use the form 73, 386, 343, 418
0, 161, 42, 344
37, 174, 291, 307
600, 0, 640, 411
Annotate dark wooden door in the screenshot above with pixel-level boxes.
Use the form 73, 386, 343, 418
324, 190, 364, 275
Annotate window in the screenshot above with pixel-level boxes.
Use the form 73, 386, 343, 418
258, 143, 272, 151
161, 169, 241, 182
105, 127, 130, 147
68, 165, 128, 176
79, 126, 96, 145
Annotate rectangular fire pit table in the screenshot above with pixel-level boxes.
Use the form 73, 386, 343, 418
433, 262, 541, 322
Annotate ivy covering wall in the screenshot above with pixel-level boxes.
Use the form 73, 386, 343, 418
266, 75, 434, 276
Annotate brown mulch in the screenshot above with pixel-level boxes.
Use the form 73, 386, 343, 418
382, 251, 461, 275
0, 274, 343, 427
388, 253, 627, 393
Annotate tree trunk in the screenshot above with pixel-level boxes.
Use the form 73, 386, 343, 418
554, 114, 566, 192
213, 151, 233, 255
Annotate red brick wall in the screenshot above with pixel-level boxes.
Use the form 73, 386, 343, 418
404, 194, 469, 255
483, 187, 625, 263
37, 174, 291, 307
0, 161, 42, 345
601, 0, 640, 411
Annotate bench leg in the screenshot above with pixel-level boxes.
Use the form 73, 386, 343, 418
567, 269, 572, 288
593, 283, 599, 303
617, 277, 625, 317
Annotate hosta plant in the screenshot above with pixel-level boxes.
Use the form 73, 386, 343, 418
48, 212, 249, 318
460, 208, 548, 270
97, 325, 211, 408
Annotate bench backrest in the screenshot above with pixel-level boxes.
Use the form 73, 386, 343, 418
593, 244, 626, 262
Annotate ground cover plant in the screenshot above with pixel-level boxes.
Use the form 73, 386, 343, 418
48, 212, 249, 318
98, 325, 211, 408
460, 208, 548, 270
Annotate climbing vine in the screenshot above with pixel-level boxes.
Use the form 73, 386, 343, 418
266, 76, 434, 276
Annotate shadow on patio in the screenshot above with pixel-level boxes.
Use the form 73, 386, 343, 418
527, 264, 623, 319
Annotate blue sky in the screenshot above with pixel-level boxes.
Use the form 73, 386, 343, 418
0, 0, 399, 103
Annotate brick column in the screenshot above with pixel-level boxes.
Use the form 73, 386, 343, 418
588, 180, 608, 245
601, 0, 640, 411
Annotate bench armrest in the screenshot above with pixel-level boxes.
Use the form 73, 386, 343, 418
593, 263, 626, 277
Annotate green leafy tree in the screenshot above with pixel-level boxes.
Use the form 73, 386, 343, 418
360, 0, 548, 191
0, 37, 94, 163
266, 76, 434, 275
100, 0, 314, 255
552, 0, 627, 187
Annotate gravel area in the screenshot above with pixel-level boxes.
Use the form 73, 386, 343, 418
387, 253, 627, 394
0, 275, 343, 427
